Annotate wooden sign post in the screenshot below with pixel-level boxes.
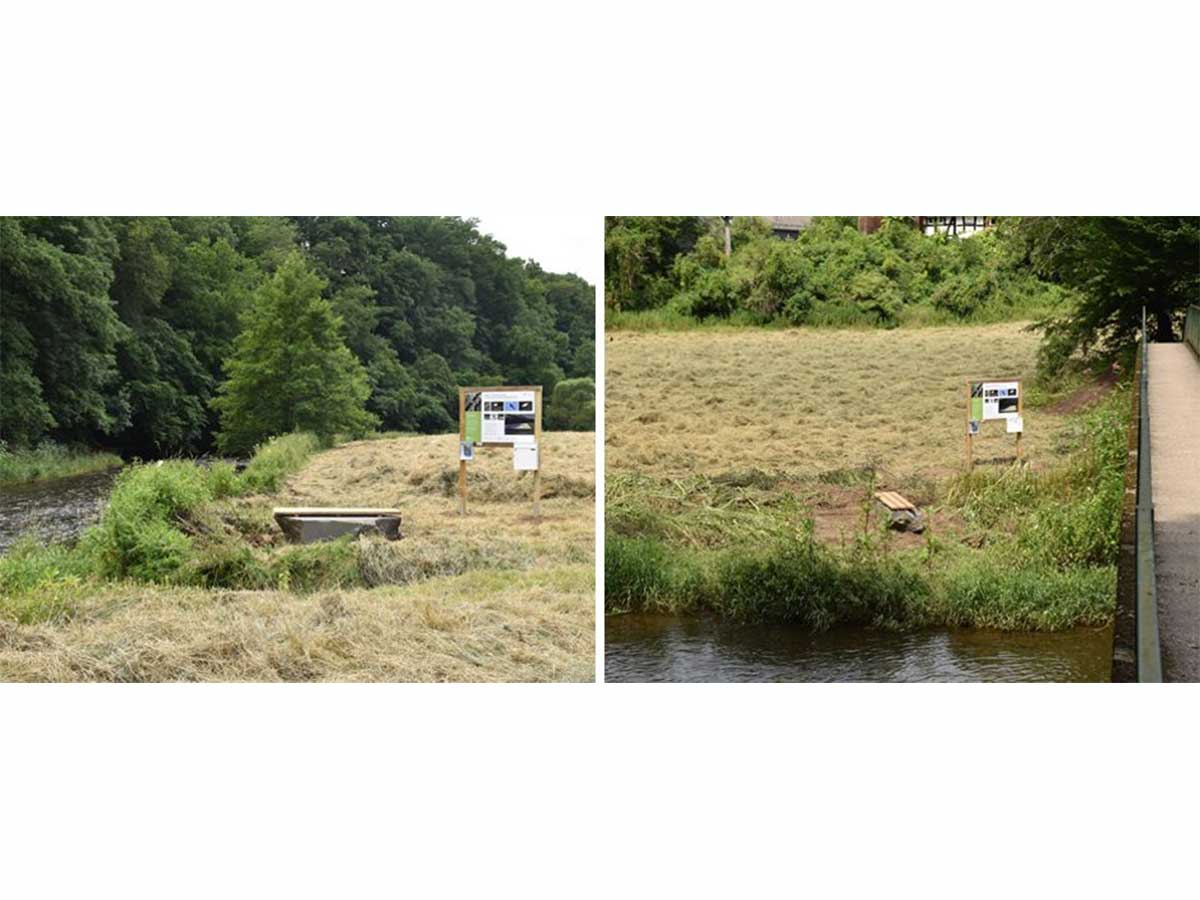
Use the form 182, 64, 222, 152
965, 377, 1023, 473
457, 385, 543, 518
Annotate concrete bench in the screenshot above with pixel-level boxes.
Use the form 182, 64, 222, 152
272, 508, 402, 544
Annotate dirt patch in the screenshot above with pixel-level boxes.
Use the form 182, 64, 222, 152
1046, 370, 1119, 415
793, 483, 929, 550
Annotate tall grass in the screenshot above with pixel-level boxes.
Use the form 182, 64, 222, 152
0, 443, 122, 485
239, 432, 324, 493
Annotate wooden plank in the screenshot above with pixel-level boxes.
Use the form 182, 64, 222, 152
458, 388, 468, 515
532, 385, 542, 518
874, 491, 915, 511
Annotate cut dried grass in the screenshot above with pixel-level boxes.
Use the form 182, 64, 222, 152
606, 322, 1072, 482
0, 565, 594, 682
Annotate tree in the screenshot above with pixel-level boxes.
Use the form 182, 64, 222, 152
604, 216, 706, 310
0, 217, 125, 446
546, 377, 595, 431
1017, 216, 1200, 373
212, 252, 377, 454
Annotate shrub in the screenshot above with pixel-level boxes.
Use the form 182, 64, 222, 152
608, 216, 1075, 330
546, 378, 595, 431
83, 461, 217, 582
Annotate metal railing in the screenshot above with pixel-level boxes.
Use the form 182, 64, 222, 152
1135, 308, 1163, 682
1185, 304, 1200, 357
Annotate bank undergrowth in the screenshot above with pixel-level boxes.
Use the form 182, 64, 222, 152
0, 432, 334, 623
605, 388, 1127, 631
0, 442, 123, 485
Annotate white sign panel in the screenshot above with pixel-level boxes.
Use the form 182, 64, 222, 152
479, 390, 537, 444
973, 380, 1020, 421
513, 442, 539, 471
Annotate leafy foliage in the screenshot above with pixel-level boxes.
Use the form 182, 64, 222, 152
605, 215, 1072, 328
1015, 216, 1200, 375
1, 217, 594, 456
546, 377, 595, 431
212, 253, 376, 454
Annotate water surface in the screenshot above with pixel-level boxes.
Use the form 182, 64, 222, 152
0, 468, 120, 553
606, 614, 1112, 682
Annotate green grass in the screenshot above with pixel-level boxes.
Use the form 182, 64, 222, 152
238, 432, 324, 493
0, 443, 122, 485
606, 297, 1064, 333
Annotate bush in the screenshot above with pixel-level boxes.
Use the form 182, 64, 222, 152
607, 216, 1073, 330
83, 461, 219, 582
546, 378, 595, 431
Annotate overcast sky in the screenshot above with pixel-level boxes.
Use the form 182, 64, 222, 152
473, 214, 599, 287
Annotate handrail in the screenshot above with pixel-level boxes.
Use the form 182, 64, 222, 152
1135, 307, 1163, 682
1185, 304, 1200, 357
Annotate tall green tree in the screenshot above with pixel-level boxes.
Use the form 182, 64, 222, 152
0, 217, 125, 445
212, 252, 376, 454
604, 216, 706, 311
1018, 216, 1200, 373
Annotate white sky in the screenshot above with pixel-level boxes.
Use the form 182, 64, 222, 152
473, 214, 599, 287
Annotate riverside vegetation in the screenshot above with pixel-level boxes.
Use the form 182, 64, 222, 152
0, 430, 595, 681
0, 442, 122, 485
604, 324, 1126, 631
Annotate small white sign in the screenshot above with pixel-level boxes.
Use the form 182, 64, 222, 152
513, 443, 539, 471
459, 441, 475, 461
1006, 415, 1024, 434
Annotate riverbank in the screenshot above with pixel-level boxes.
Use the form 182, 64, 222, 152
605, 324, 1124, 632
0, 430, 595, 681
0, 444, 122, 485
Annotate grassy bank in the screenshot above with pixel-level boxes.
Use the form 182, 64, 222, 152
0, 430, 595, 681
0, 443, 123, 485
605, 324, 1124, 631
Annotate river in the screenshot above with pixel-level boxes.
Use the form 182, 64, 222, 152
0, 468, 121, 554
605, 614, 1113, 682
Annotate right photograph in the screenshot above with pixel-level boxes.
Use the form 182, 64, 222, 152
603, 216, 1200, 683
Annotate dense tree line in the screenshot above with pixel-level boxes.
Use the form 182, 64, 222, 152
1, 217, 594, 456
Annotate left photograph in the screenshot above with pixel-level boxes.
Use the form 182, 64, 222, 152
0, 216, 596, 682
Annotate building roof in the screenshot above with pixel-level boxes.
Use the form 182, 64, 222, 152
767, 216, 813, 232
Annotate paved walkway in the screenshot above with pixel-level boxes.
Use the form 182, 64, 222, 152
1147, 343, 1200, 682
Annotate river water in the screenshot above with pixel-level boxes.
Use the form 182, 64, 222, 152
0, 469, 120, 554
606, 614, 1113, 682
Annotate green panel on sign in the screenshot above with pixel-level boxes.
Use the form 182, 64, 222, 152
971, 397, 983, 420
465, 411, 481, 443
